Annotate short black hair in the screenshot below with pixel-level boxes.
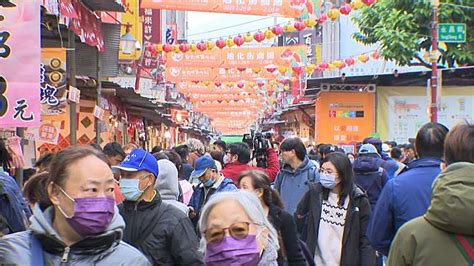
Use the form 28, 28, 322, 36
390, 147, 403, 160
415, 122, 449, 159
151, 145, 163, 154
164, 150, 183, 171
103, 142, 126, 158
34, 153, 55, 169
174, 145, 190, 161
153, 152, 169, 161
280, 137, 306, 161
214, 140, 227, 151
228, 142, 251, 164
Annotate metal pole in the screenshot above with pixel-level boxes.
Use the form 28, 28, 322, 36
67, 30, 77, 145
430, 0, 439, 123
14, 127, 24, 186
96, 49, 102, 145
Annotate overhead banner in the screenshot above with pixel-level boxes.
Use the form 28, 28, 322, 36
41, 48, 68, 116
167, 66, 278, 83
0, 0, 41, 127
166, 46, 307, 68
141, 0, 318, 18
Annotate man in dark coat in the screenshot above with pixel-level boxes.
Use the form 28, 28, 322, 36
115, 149, 204, 265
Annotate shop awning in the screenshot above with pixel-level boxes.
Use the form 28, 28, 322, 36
81, 0, 125, 12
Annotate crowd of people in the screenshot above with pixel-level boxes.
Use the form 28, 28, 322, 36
0, 121, 472, 265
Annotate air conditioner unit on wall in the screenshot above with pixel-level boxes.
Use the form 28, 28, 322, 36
367, 84, 376, 93
320, 83, 330, 92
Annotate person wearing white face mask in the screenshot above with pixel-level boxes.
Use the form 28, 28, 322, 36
295, 152, 375, 266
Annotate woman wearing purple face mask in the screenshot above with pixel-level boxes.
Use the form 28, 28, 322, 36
0, 146, 150, 265
198, 191, 280, 266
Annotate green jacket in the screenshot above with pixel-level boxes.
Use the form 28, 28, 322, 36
387, 162, 474, 266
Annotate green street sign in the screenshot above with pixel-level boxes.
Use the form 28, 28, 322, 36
438, 23, 466, 43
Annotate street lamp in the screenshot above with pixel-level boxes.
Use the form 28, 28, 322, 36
120, 24, 139, 55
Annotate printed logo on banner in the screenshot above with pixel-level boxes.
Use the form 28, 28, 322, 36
36, 121, 61, 145
0, 0, 41, 127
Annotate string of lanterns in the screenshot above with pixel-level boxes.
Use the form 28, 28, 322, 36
146, 0, 376, 55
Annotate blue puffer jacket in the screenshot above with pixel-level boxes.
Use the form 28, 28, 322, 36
353, 156, 387, 211
274, 157, 319, 215
0, 170, 31, 234
379, 153, 399, 179
366, 157, 442, 256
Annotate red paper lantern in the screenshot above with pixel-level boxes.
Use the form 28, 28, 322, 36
197, 42, 207, 51
339, 3, 352, 15
265, 64, 278, 73
253, 31, 265, 42
344, 57, 355, 66
179, 43, 189, 53
271, 25, 284, 35
318, 13, 328, 24
234, 35, 244, 46
237, 67, 246, 72
294, 21, 306, 31
216, 38, 226, 49
162, 43, 173, 53
292, 65, 304, 75
318, 62, 329, 69
256, 80, 265, 88
371, 50, 380, 59
215, 81, 222, 87
363, 0, 376, 6
237, 82, 245, 89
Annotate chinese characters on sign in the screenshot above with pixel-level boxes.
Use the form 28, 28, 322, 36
41, 48, 68, 115
140, 7, 161, 69
0, 0, 41, 127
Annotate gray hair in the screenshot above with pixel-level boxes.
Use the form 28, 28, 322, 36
185, 138, 205, 154
197, 191, 279, 253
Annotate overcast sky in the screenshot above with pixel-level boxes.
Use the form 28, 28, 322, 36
187, 11, 291, 42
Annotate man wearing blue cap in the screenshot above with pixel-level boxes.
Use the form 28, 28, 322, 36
188, 155, 237, 225
114, 148, 204, 265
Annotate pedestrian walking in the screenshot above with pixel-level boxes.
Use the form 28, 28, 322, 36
115, 148, 203, 265
296, 152, 375, 266
274, 137, 319, 215
0, 146, 151, 265
103, 142, 126, 204
387, 122, 474, 266
239, 170, 307, 265
188, 155, 238, 225
198, 191, 280, 266
353, 144, 388, 210
155, 159, 189, 215
366, 122, 449, 256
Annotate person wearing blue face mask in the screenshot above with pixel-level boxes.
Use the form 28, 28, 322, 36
188, 155, 238, 226
114, 149, 204, 265
295, 152, 375, 266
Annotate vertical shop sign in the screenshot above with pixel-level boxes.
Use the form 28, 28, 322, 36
140, 7, 161, 69
41, 48, 68, 115
0, 0, 41, 127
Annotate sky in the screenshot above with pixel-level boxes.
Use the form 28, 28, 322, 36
186, 11, 291, 42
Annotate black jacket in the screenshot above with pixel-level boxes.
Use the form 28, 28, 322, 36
268, 203, 307, 266
119, 191, 204, 266
296, 183, 375, 266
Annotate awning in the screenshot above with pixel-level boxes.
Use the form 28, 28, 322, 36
81, 0, 125, 12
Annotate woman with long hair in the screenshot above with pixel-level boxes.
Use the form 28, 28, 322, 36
296, 152, 375, 265
239, 170, 307, 266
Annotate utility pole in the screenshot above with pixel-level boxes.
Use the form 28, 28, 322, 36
430, 0, 439, 123
67, 29, 77, 145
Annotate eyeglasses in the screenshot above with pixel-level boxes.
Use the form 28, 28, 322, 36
203, 222, 259, 243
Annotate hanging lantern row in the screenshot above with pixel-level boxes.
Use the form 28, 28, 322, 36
147, 0, 376, 54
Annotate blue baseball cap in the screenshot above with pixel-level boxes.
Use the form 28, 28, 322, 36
190, 155, 216, 179
358, 144, 379, 156
112, 148, 159, 177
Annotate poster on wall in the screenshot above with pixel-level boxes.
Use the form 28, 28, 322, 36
0, 0, 41, 127
41, 48, 68, 116
315, 92, 375, 145
388, 95, 473, 144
